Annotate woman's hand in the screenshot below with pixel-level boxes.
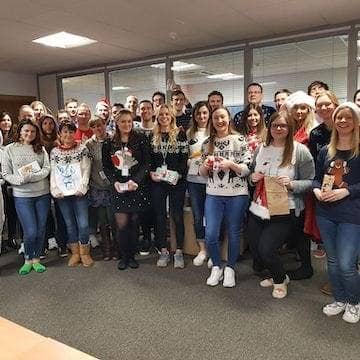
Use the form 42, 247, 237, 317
75, 191, 84, 197
203, 156, 214, 171
53, 192, 64, 199
127, 180, 139, 191
276, 175, 292, 189
217, 158, 233, 171
114, 181, 125, 193
251, 172, 264, 183
321, 188, 350, 202
150, 171, 161, 182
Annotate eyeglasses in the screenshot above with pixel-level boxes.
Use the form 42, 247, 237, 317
271, 123, 288, 130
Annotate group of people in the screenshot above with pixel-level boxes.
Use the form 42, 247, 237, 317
0, 80, 359, 324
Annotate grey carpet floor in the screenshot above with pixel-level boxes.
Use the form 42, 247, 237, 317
0, 250, 359, 360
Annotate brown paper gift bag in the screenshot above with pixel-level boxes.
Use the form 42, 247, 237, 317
264, 176, 290, 216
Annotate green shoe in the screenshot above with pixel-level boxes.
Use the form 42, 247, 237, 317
32, 262, 46, 273
19, 263, 33, 275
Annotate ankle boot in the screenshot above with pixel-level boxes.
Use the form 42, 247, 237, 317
79, 244, 94, 267
68, 243, 80, 267
100, 225, 112, 261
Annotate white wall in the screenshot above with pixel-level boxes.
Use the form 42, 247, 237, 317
38, 74, 58, 114
0, 71, 37, 97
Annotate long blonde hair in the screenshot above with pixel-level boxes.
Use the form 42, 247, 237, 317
328, 103, 360, 159
152, 104, 179, 146
290, 104, 315, 135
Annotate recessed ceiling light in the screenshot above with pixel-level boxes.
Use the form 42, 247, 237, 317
33, 31, 97, 49
151, 61, 202, 72
207, 73, 243, 80
112, 86, 130, 91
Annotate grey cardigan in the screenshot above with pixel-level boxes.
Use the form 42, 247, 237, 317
250, 142, 315, 217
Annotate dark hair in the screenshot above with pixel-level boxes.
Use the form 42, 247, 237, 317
39, 114, 58, 142
113, 109, 134, 145
171, 90, 185, 99
112, 102, 124, 109
239, 103, 266, 136
0, 111, 15, 145
58, 120, 77, 133
139, 99, 153, 107
353, 89, 360, 102
152, 91, 166, 102
207, 90, 224, 102
247, 82, 263, 93
266, 111, 294, 167
187, 101, 211, 139
14, 119, 43, 153
274, 89, 291, 99
307, 81, 329, 95
65, 98, 78, 106
89, 115, 106, 127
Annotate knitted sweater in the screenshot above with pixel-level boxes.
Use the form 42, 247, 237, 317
50, 144, 91, 197
187, 128, 208, 184
202, 134, 252, 196
2, 143, 50, 197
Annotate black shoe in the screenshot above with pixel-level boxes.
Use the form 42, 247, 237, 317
139, 245, 150, 256
58, 247, 68, 258
128, 258, 139, 269
40, 249, 48, 260
117, 258, 128, 270
287, 266, 314, 280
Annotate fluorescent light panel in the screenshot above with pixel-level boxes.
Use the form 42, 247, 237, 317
112, 86, 130, 91
33, 31, 97, 49
151, 61, 202, 72
207, 73, 243, 80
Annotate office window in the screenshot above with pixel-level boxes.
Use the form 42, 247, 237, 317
173, 51, 244, 115
253, 36, 348, 104
109, 64, 166, 105
62, 73, 105, 112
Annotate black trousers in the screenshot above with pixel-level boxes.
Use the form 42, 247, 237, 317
151, 181, 185, 250
248, 211, 305, 284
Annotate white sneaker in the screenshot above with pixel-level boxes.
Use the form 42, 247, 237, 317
342, 303, 360, 324
157, 250, 170, 267
193, 251, 207, 266
89, 234, 99, 248
174, 250, 184, 269
323, 301, 346, 316
48, 237, 58, 250
223, 266, 236, 288
207, 258, 213, 269
206, 266, 223, 286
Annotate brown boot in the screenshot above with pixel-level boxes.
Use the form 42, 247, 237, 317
68, 243, 80, 267
100, 225, 112, 261
79, 244, 94, 267
320, 282, 332, 296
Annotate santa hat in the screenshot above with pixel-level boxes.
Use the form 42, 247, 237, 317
96, 97, 110, 110
284, 91, 315, 111
332, 101, 360, 122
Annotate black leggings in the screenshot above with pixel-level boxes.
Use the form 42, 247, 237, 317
248, 211, 305, 284
114, 212, 139, 259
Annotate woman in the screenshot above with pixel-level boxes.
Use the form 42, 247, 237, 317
238, 103, 267, 156
39, 114, 68, 257
313, 102, 360, 323
86, 116, 115, 261
102, 109, 151, 270
2, 119, 51, 275
0, 112, 15, 146
200, 107, 251, 287
50, 121, 93, 267
186, 101, 210, 266
248, 112, 314, 298
353, 89, 360, 108
150, 104, 188, 268
30, 100, 48, 124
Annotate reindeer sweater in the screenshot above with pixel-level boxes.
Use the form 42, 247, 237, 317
202, 134, 251, 196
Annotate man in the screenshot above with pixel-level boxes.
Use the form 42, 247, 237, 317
208, 90, 223, 111
171, 90, 191, 130
134, 100, 155, 138
74, 103, 93, 143
233, 82, 276, 128
65, 98, 78, 122
152, 91, 166, 114
125, 95, 141, 122
274, 89, 291, 111
307, 80, 329, 98
106, 102, 124, 136
95, 98, 110, 123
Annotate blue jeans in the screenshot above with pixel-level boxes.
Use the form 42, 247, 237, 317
205, 194, 248, 268
56, 196, 89, 245
317, 216, 360, 305
14, 194, 50, 260
187, 182, 206, 240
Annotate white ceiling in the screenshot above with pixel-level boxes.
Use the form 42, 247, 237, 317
0, 0, 359, 74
